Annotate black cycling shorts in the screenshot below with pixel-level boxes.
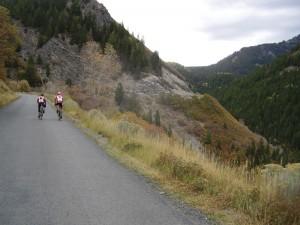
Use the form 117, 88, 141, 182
56, 103, 63, 108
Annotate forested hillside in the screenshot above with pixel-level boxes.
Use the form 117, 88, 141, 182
174, 34, 300, 94
0, 0, 161, 79
213, 45, 300, 162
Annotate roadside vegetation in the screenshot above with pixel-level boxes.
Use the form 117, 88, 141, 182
0, 79, 22, 107
44, 88, 300, 225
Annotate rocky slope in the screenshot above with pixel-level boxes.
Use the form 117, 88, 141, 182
14, 0, 262, 155
17, 27, 192, 98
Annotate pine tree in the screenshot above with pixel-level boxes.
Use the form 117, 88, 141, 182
146, 109, 153, 124
204, 131, 212, 145
24, 55, 40, 87
216, 139, 222, 151
167, 124, 172, 137
154, 109, 161, 126
150, 51, 162, 75
115, 83, 124, 105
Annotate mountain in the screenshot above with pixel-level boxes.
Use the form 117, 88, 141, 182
175, 34, 300, 93
193, 34, 300, 76
213, 44, 300, 162
0, 0, 266, 162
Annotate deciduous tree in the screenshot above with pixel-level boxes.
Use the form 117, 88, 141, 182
0, 6, 21, 80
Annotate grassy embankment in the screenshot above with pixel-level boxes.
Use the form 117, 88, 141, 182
0, 80, 19, 107
49, 93, 300, 225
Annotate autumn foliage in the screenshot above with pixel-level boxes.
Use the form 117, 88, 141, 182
0, 6, 20, 80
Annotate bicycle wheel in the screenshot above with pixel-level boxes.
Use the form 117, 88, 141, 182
39, 106, 44, 120
58, 107, 62, 120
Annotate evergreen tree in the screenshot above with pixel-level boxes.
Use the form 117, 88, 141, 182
24, 55, 40, 87
167, 124, 172, 137
204, 131, 212, 145
146, 109, 153, 124
115, 82, 124, 106
44, 64, 50, 77
154, 109, 161, 126
36, 55, 43, 65
216, 139, 222, 151
150, 51, 162, 75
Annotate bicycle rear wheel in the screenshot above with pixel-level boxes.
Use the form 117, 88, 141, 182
39, 106, 44, 120
58, 107, 62, 120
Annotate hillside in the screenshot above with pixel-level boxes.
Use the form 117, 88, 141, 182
0, 0, 266, 161
213, 45, 300, 162
174, 34, 300, 93
2, 2, 300, 224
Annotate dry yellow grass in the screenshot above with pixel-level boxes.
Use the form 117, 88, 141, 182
0, 80, 19, 107
59, 96, 300, 225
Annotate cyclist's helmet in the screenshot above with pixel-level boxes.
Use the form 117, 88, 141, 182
41, 93, 44, 96
57, 92, 61, 95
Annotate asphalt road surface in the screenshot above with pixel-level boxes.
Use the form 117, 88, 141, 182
0, 94, 211, 225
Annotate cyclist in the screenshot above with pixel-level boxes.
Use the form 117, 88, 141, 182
54, 91, 63, 114
37, 93, 46, 114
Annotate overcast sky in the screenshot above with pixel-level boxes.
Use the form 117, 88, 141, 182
97, 0, 300, 66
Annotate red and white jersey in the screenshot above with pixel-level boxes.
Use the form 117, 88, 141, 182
56, 94, 63, 103
38, 96, 45, 103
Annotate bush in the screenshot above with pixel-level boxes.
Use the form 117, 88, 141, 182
117, 120, 143, 135
17, 80, 30, 92
6, 80, 18, 91
64, 98, 80, 111
122, 141, 143, 152
88, 109, 106, 121
155, 151, 208, 189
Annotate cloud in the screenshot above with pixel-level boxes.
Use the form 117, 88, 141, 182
207, 0, 300, 9
196, 1, 300, 43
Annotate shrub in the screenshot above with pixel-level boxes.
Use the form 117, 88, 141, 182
155, 151, 208, 190
17, 80, 30, 92
122, 141, 143, 152
117, 120, 143, 135
6, 80, 18, 91
64, 98, 80, 111
88, 109, 106, 121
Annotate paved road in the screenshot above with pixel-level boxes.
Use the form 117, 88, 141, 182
0, 94, 211, 225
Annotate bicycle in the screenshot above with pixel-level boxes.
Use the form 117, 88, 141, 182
38, 104, 44, 120
57, 105, 62, 120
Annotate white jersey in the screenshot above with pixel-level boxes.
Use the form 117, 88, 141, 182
38, 96, 45, 103
56, 95, 63, 103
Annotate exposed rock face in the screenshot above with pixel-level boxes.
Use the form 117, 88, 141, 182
76, 0, 114, 26
17, 22, 85, 83
119, 68, 192, 97
37, 38, 84, 83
